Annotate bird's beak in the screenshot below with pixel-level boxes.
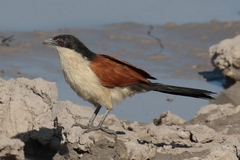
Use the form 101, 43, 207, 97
43, 37, 55, 45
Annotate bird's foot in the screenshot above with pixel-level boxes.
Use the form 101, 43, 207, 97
72, 123, 88, 129
72, 123, 115, 135
84, 125, 116, 135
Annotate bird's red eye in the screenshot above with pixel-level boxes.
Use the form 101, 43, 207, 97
58, 39, 65, 46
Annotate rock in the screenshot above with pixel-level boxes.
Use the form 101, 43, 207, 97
0, 77, 57, 139
194, 103, 240, 122
205, 145, 238, 160
0, 77, 61, 158
0, 134, 25, 160
2, 77, 240, 160
215, 81, 240, 105
147, 124, 191, 144
153, 111, 186, 126
185, 125, 216, 143
209, 35, 240, 81
188, 103, 240, 126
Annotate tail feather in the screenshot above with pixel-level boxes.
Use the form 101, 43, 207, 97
151, 83, 215, 100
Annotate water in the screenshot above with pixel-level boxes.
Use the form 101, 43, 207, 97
0, 0, 239, 31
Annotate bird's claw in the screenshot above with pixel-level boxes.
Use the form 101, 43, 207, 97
72, 123, 88, 129
84, 125, 116, 135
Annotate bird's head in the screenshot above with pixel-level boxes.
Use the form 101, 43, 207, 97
43, 34, 96, 60
43, 34, 87, 50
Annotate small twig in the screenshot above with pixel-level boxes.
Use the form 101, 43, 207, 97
1, 35, 14, 46
147, 25, 164, 53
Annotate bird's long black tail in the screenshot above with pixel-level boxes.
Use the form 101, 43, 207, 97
150, 83, 215, 100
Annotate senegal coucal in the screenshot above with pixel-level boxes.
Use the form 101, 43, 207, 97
43, 34, 215, 134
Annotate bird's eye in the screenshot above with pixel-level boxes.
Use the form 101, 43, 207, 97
57, 39, 65, 46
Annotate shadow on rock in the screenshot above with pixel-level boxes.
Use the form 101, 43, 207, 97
199, 68, 235, 88
13, 124, 64, 160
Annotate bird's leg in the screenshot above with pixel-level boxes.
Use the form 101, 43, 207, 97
87, 106, 102, 127
72, 106, 115, 134
97, 109, 111, 128
84, 109, 115, 134
72, 106, 101, 129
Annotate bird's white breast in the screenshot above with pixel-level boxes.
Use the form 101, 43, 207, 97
55, 46, 137, 110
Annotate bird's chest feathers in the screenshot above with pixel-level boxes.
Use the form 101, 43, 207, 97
56, 47, 101, 99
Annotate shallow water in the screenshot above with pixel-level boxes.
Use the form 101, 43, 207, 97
0, 1, 239, 31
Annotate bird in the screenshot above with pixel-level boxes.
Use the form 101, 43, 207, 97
43, 34, 215, 134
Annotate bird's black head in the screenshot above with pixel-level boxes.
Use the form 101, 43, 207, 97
43, 34, 96, 61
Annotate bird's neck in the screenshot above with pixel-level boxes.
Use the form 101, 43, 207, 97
55, 46, 90, 70
74, 46, 96, 61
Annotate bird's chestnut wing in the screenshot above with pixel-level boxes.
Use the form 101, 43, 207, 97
89, 54, 156, 87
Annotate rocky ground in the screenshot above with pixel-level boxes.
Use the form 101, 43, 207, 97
0, 77, 240, 160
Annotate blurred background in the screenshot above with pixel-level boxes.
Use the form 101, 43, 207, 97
0, 0, 240, 123
0, 0, 240, 31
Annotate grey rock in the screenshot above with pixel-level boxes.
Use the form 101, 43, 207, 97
1, 77, 240, 160
0, 134, 25, 160
153, 111, 186, 126
185, 124, 216, 143
209, 35, 240, 81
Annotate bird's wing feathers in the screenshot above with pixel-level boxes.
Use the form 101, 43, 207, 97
89, 54, 156, 87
